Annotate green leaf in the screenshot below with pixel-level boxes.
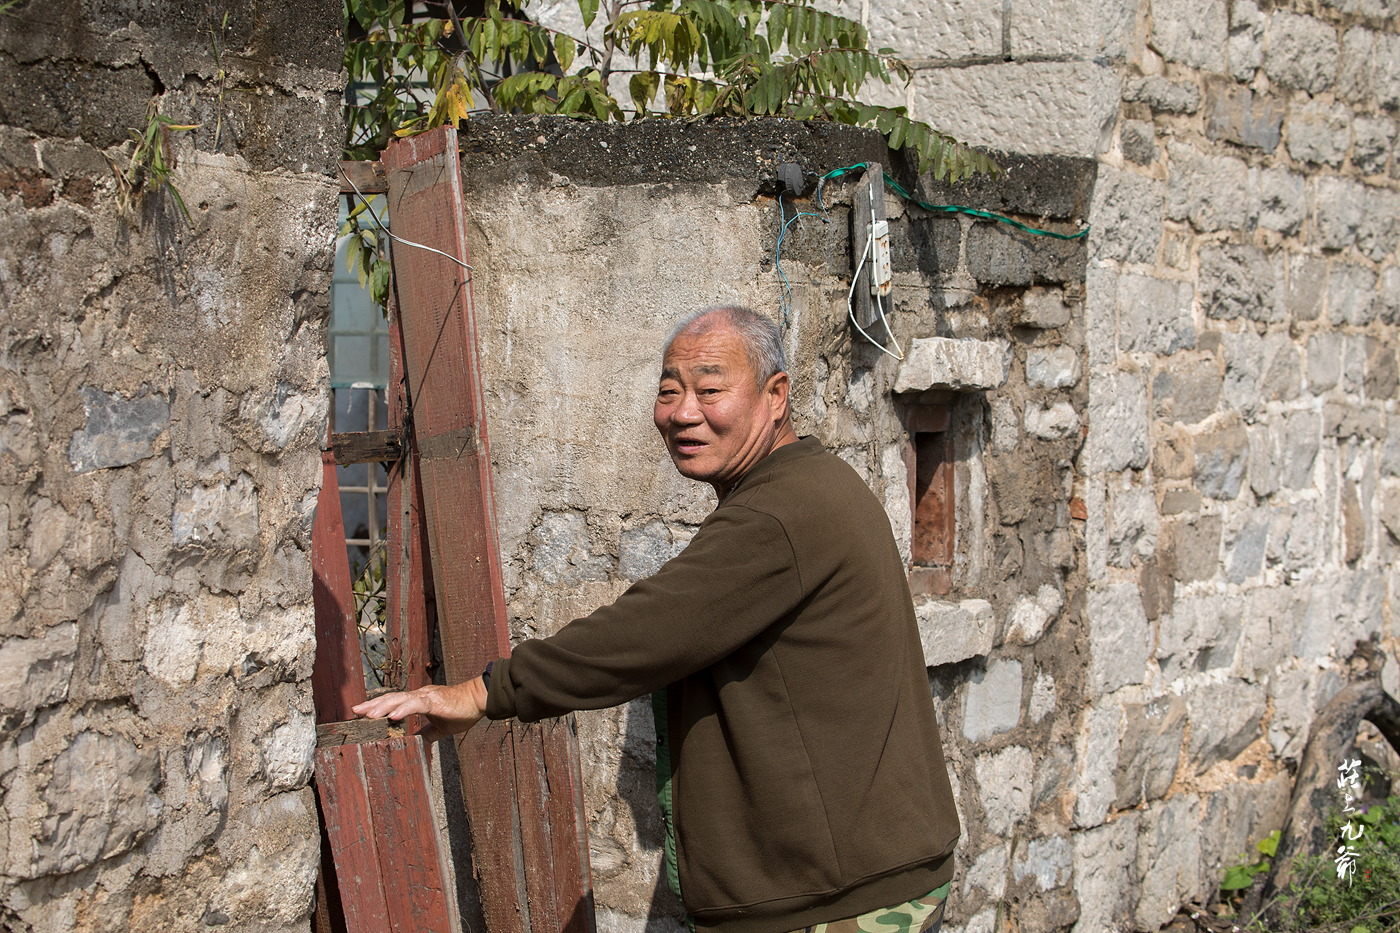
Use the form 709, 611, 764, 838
555, 31, 576, 72
1256, 830, 1280, 858
579, 0, 598, 29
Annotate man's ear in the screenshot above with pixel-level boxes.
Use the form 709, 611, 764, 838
765, 371, 791, 420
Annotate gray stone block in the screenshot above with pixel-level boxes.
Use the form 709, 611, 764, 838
911, 61, 1121, 159
1258, 167, 1306, 236
1108, 483, 1158, 567
1151, 0, 1227, 72
1086, 370, 1149, 473
866, 0, 1001, 60
1226, 509, 1270, 583
1087, 582, 1151, 696
1285, 98, 1352, 166
918, 598, 997, 667
1034, 744, 1073, 808
895, 338, 1010, 392
1379, 267, 1400, 325
1167, 142, 1251, 232
1015, 834, 1073, 891
1199, 242, 1278, 321
1264, 12, 1338, 94
1195, 422, 1249, 500
964, 657, 1023, 741
975, 745, 1033, 835
1134, 795, 1203, 930
1366, 335, 1399, 400
1329, 262, 1377, 325
1120, 120, 1157, 165
1321, 0, 1399, 16
1010, 0, 1137, 60
1153, 358, 1221, 425
1118, 273, 1196, 355
1073, 700, 1125, 829
1307, 332, 1343, 393
1114, 695, 1186, 808
1089, 165, 1165, 264
528, 510, 612, 585
1020, 287, 1073, 329
1122, 76, 1203, 114
1024, 400, 1081, 439
1247, 423, 1278, 497
1260, 332, 1302, 402
1314, 176, 1365, 251
1165, 514, 1223, 583
962, 842, 1009, 900
618, 519, 692, 580
1283, 251, 1326, 321
0, 622, 77, 721
1072, 813, 1141, 928
1343, 335, 1367, 395
172, 473, 260, 552
1086, 264, 1118, 369
1282, 410, 1320, 489
1221, 330, 1265, 421
1029, 669, 1057, 721
1357, 186, 1400, 262
1338, 28, 1400, 108
68, 385, 170, 474
1188, 680, 1264, 773
1026, 346, 1081, 388
966, 222, 1086, 286
1206, 85, 1283, 152
1352, 116, 1397, 176
1228, 0, 1266, 80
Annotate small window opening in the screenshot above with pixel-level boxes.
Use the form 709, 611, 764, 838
907, 404, 953, 597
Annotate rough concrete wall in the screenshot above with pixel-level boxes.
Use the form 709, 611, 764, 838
859, 0, 1400, 931
0, 2, 342, 930
457, 117, 1093, 933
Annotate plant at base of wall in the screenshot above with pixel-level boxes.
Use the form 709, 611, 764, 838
342, 0, 999, 183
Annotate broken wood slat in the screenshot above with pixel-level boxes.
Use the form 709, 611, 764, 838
536, 719, 595, 933
340, 159, 388, 194
316, 745, 394, 933
361, 737, 463, 933
386, 286, 436, 699
330, 429, 402, 465
851, 161, 887, 331
317, 718, 399, 748
381, 124, 593, 933
312, 448, 368, 724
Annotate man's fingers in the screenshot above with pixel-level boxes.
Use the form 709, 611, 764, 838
352, 689, 430, 721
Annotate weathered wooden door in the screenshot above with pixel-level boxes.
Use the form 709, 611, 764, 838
311, 126, 594, 933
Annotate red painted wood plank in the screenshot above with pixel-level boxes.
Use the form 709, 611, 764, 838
382, 126, 530, 933
312, 449, 367, 724
512, 725, 560, 930
362, 737, 461, 933
315, 746, 392, 933
539, 719, 595, 933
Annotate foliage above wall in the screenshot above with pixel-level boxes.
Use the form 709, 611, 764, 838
342, 0, 999, 183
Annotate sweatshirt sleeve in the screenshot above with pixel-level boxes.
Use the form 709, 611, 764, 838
484, 504, 804, 722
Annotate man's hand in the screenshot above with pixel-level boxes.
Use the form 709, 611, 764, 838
351, 676, 489, 743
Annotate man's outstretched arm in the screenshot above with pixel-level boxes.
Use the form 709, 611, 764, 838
351, 676, 489, 742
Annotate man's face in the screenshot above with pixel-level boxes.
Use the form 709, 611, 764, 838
654, 325, 789, 496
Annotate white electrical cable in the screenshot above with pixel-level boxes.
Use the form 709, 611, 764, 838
847, 236, 905, 361
339, 165, 474, 275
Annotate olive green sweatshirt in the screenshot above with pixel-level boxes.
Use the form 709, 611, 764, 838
486, 438, 960, 933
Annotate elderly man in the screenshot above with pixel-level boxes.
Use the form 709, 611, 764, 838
354, 306, 960, 933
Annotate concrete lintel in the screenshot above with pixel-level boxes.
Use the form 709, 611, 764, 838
894, 337, 1010, 393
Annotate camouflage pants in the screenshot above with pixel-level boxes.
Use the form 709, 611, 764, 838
789, 883, 950, 933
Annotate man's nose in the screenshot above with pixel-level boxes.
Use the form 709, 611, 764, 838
672, 390, 703, 424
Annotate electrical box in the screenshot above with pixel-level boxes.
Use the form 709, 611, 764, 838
869, 220, 891, 297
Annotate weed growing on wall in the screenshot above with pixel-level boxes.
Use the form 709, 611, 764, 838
342, 0, 998, 183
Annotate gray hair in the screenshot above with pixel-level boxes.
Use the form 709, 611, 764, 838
662, 305, 787, 385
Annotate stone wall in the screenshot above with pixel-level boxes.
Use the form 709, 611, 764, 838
0, 2, 342, 930
848, 0, 1400, 930
456, 117, 1096, 933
